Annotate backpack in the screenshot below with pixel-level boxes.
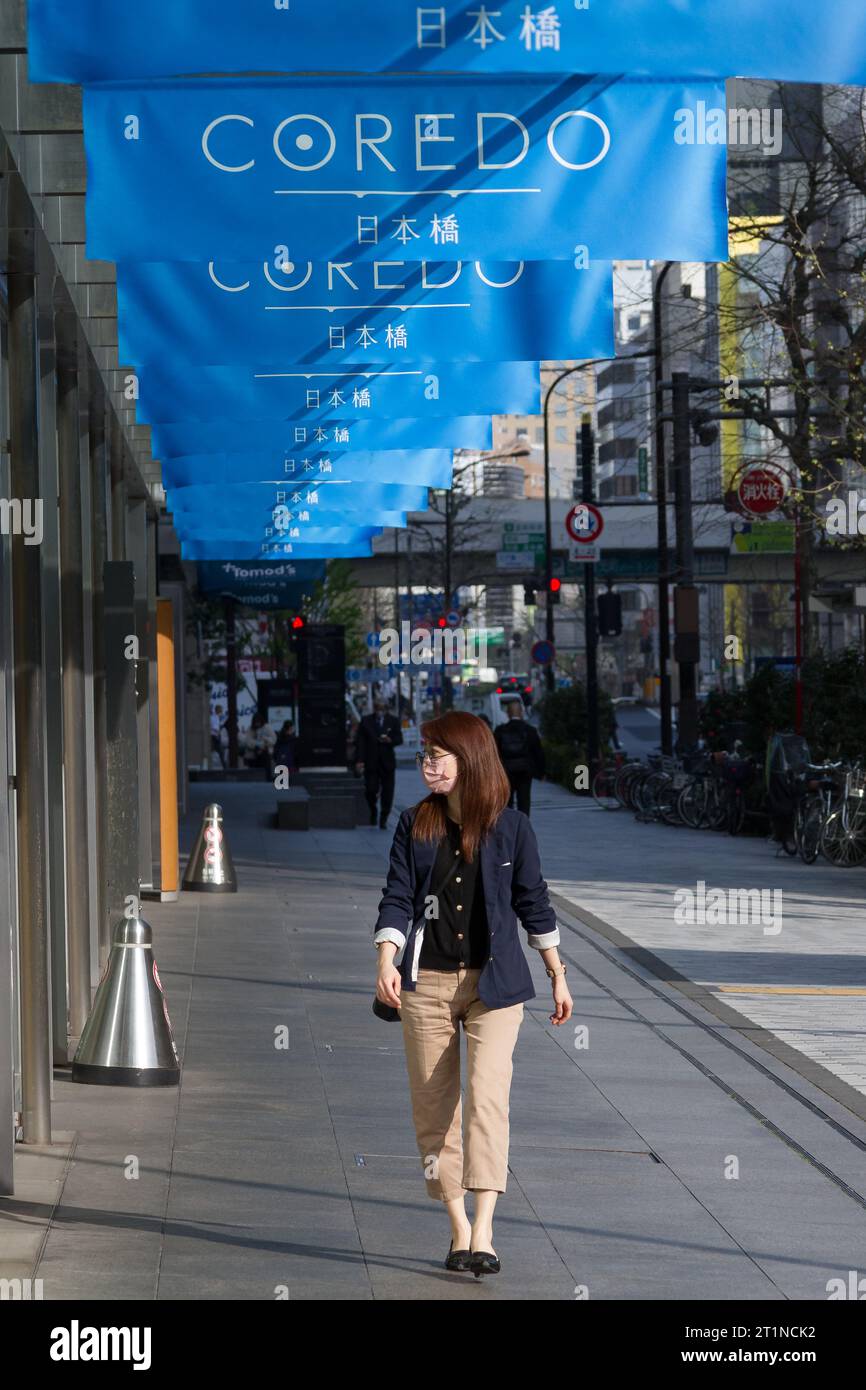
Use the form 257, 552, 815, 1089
497, 720, 533, 772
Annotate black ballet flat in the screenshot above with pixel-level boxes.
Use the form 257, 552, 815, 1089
470, 1250, 501, 1277
445, 1241, 473, 1272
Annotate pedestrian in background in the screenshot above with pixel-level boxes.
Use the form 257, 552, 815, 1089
373, 710, 571, 1276
494, 700, 546, 816
210, 703, 226, 769
241, 712, 277, 779
273, 720, 298, 776
356, 697, 403, 827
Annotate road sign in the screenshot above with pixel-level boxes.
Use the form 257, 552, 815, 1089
366, 631, 381, 649
638, 446, 649, 498
569, 542, 599, 563
445, 611, 461, 628
347, 668, 362, 681
737, 466, 787, 516
496, 551, 529, 572
531, 639, 556, 666
566, 502, 604, 543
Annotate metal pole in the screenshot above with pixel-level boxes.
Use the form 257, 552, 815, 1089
109, 414, 127, 561
56, 308, 93, 1048
8, 174, 52, 1143
653, 262, 674, 755
672, 371, 699, 749
393, 528, 401, 718
88, 373, 111, 962
581, 418, 600, 772
442, 489, 453, 710
224, 597, 239, 768
794, 508, 804, 734
542, 378, 555, 692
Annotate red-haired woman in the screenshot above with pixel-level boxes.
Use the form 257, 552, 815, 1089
373, 710, 572, 1277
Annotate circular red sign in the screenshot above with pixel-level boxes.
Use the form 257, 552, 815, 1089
737, 467, 786, 516
566, 502, 604, 543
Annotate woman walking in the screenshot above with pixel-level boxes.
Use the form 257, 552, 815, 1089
373, 711, 572, 1276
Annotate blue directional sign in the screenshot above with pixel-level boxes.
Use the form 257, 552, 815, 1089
116, 259, 614, 366
83, 76, 729, 263
29, 0, 866, 85
151, 415, 492, 458
135, 360, 540, 425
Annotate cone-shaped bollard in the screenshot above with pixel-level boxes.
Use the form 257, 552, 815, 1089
72, 917, 180, 1086
182, 802, 237, 893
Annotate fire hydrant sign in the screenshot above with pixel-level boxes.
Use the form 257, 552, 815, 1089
737, 467, 787, 517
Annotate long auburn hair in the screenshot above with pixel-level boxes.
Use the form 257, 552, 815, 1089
412, 711, 511, 861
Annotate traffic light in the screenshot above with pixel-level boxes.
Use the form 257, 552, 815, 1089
291, 614, 305, 630
597, 590, 622, 637
548, 577, 561, 606
523, 583, 537, 606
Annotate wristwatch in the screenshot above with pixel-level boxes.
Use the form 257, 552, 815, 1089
546, 963, 567, 979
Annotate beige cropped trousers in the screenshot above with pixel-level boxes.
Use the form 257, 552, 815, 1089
399, 966, 525, 1201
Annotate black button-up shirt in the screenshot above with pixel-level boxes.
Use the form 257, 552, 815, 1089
418, 817, 489, 970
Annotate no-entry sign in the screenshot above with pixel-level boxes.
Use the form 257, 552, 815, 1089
737, 467, 786, 516
566, 502, 604, 543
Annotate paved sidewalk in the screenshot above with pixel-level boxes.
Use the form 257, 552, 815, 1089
2, 772, 865, 1300
536, 781, 866, 1110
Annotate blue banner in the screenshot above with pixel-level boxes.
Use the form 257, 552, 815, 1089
196, 558, 326, 610
174, 518, 382, 543
161, 449, 454, 489
152, 415, 490, 457
29, 0, 866, 84
168, 481, 430, 513
136, 360, 538, 424
182, 539, 375, 560
176, 509, 406, 534
117, 259, 613, 366
83, 76, 728, 263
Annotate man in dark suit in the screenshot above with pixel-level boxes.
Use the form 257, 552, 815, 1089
356, 698, 403, 827
494, 701, 546, 816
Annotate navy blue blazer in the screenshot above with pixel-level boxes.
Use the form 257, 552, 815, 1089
373, 805, 561, 1009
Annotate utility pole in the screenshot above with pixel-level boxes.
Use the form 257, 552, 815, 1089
393, 529, 401, 718
653, 261, 674, 755
580, 417, 600, 772
224, 597, 239, 768
442, 487, 453, 710
671, 372, 699, 749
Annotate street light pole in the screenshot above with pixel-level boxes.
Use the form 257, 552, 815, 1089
541, 353, 656, 695
653, 261, 674, 755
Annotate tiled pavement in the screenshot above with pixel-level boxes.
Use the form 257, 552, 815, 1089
2, 770, 866, 1300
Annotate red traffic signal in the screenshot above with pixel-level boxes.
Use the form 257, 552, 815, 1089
437, 616, 447, 628
549, 577, 561, 592
291, 615, 305, 630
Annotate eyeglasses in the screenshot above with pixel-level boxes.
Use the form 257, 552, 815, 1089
415, 750, 454, 769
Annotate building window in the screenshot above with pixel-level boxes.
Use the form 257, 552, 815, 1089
535, 426, 544, 443
516, 427, 528, 439
555, 426, 567, 444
